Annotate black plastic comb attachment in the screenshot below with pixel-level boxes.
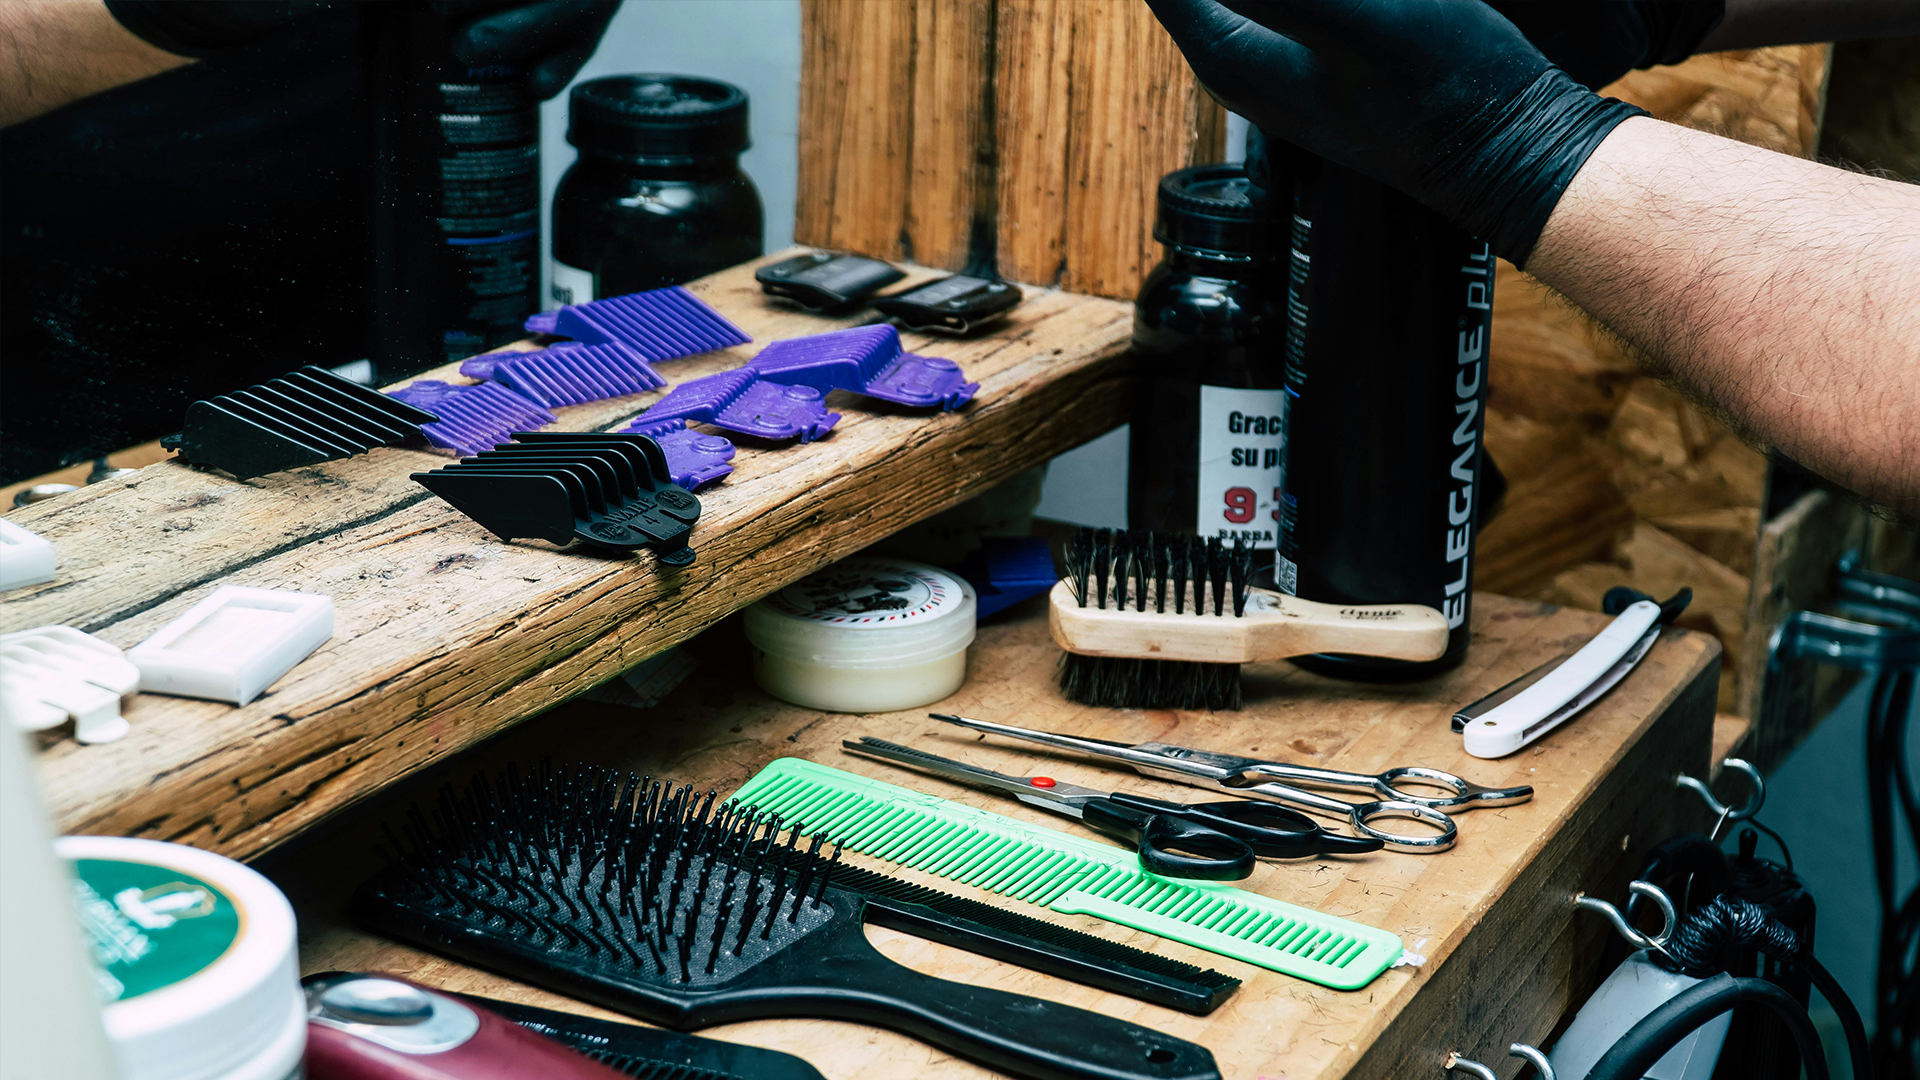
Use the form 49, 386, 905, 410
411, 433, 700, 565
162, 366, 436, 480
354, 765, 1221, 1080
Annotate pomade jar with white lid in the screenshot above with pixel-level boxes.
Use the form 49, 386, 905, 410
56, 836, 306, 1080
745, 558, 976, 713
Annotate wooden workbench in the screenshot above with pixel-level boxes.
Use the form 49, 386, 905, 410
277, 594, 1719, 1080
2, 253, 1133, 860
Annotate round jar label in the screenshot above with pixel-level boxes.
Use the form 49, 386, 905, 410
765, 559, 964, 626
69, 858, 241, 1002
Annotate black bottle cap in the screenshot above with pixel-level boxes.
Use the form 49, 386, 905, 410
568, 75, 751, 165
1154, 163, 1284, 258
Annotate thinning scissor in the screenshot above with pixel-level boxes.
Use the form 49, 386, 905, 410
929, 714, 1534, 854
843, 736, 1381, 880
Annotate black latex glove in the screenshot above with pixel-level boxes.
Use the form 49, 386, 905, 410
1489, 1, 1726, 89
436, 0, 623, 100
105, 1, 336, 58
1146, 0, 1648, 266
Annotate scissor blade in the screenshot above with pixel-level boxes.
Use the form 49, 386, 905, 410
841, 737, 1100, 815
928, 713, 1239, 781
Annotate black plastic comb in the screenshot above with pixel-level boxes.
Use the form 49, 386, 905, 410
1059, 529, 1255, 710
411, 433, 701, 565
354, 764, 1221, 1080
162, 366, 437, 480
466, 995, 825, 1080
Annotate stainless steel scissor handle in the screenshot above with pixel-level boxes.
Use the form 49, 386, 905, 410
1215, 779, 1459, 853
1226, 760, 1534, 815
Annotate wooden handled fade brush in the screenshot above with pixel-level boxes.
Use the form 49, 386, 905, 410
1051, 528, 1449, 709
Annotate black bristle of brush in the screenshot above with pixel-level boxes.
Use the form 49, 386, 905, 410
360, 764, 1239, 1018
1056, 528, 1253, 711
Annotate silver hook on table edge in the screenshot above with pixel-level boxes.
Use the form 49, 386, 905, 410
1574, 879, 1677, 956
1445, 1044, 1554, 1080
1676, 758, 1764, 826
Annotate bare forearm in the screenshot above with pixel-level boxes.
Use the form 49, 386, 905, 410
1528, 116, 1920, 514
0, 0, 190, 127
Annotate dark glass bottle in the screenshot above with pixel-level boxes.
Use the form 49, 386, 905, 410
1127, 164, 1289, 567
366, 3, 541, 377
551, 75, 763, 304
1274, 148, 1494, 679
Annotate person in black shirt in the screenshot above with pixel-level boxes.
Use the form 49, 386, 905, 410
0, 1, 616, 483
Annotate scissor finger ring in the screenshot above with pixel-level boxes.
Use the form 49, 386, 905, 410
1346, 800, 1458, 853
1374, 766, 1534, 813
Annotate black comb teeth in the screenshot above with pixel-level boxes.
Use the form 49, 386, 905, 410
1057, 528, 1255, 710
411, 432, 701, 564
161, 365, 437, 480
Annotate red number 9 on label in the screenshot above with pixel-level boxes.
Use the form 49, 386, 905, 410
1223, 486, 1256, 524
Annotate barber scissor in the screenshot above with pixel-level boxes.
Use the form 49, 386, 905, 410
929, 714, 1535, 853
843, 737, 1383, 881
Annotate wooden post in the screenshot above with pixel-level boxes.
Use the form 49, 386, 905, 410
796, 0, 1226, 299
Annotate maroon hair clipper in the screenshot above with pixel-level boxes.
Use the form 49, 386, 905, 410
302, 972, 629, 1080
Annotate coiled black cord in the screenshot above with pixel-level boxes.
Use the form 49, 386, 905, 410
1655, 894, 1873, 1080
1585, 975, 1830, 1080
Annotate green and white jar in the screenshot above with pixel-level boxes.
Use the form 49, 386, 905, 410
58, 837, 306, 1080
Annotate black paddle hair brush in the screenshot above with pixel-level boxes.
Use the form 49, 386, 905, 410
353, 761, 1222, 1080
1059, 529, 1254, 710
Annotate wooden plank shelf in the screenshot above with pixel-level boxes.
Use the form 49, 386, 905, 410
277, 593, 1721, 1080
2, 252, 1135, 860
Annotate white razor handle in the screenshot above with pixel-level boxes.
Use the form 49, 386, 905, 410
1461, 600, 1664, 759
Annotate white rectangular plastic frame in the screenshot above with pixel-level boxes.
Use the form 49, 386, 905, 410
0, 518, 56, 591
129, 586, 334, 706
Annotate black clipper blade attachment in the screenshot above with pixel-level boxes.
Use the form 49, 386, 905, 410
162, 366, 437, 480
412, 432, 701, 565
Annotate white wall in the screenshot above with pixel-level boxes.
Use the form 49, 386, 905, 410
540, 0, 803, 300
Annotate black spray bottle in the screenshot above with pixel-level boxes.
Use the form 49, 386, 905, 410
1258, 133, 1496, 678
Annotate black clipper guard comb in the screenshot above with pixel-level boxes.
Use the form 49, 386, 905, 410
162, 366, 437, 480
412, 433, 701, 565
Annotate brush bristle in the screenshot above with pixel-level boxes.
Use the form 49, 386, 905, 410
360, 762, 842, 987
1062, 529, 1251, 617
1056, 654, 1243, 710
1058, 529, 1253, 710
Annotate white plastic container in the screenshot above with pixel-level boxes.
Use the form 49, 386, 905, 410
0, 517, 56, 590
56, 836, 306, 1080
745, 558, 976, 713
129, 586, 333, 706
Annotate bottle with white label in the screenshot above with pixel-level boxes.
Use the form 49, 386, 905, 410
1127, 163, 1288, 569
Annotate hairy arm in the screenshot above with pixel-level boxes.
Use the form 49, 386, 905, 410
0, 0, 190, 128
1527, 116, 1920, 514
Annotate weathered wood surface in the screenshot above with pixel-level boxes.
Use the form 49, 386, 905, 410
796, 0, 1225, 297
282, 593, 1719, 1080
4, 254, 1138, 860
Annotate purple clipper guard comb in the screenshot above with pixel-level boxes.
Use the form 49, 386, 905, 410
747, 325, 978, 410
388, 380, 556, 456
623, 419, 737, 490
460, 343, 667, 408
625, 369, 840, 443
524, 285, 751, 362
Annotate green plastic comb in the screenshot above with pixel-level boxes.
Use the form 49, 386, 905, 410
732, 757, 1404, 990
